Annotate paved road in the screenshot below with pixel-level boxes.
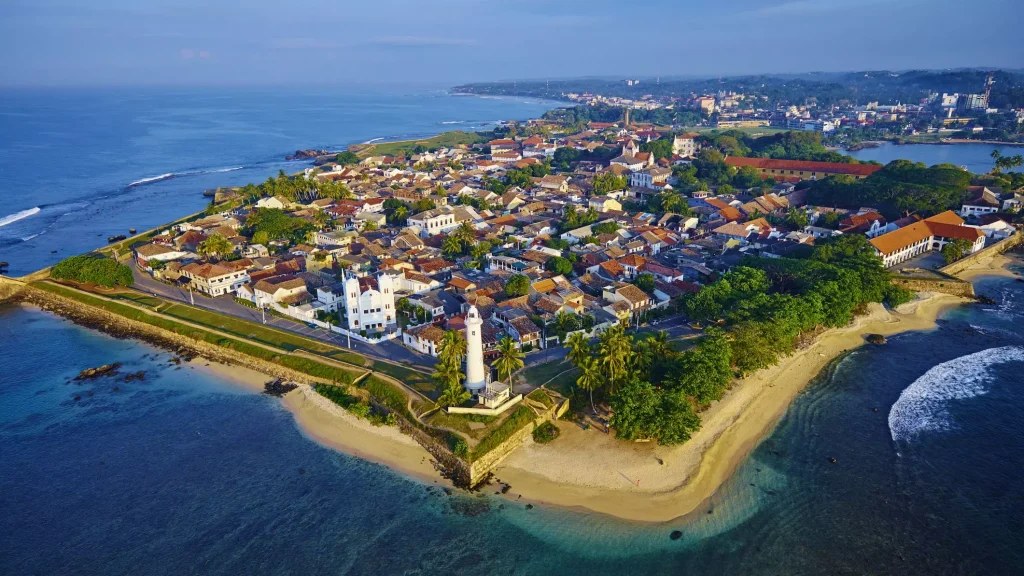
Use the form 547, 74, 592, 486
131, 266, 437, 368
131, 266, 695, 372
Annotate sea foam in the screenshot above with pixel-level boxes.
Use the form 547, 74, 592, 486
889, 346, 1024, 443
0, 206, 41, 228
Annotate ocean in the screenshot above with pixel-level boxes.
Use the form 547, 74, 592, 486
3, 88, 1024, 574
3, 269, 1023, 575
0, 87, 557, 275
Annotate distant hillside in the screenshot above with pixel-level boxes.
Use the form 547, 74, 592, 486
453, 69, 1024, 108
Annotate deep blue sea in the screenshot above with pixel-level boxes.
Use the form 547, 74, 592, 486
3, 89, 1024, 574
3, 271, 1023, 575
0, 87, 556, 275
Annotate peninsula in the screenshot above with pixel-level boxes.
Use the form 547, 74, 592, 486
2, 81, 1023, 522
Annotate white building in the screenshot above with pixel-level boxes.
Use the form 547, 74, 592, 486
342, 271, 397, 332
180, 262, 249, 297
672, 133, 699, 158
407, 208, 457, 236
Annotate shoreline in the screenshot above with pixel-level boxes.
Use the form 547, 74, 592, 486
183, 351, 447, 486
492, 292, 968, 523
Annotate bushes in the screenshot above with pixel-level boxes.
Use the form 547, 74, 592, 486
532, 421, 560, 444
51, 255, 133, 287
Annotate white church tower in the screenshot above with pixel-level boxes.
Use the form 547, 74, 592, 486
341, 269, 396, 333
464, 305, 487, 393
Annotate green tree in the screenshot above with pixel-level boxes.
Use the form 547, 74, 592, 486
336, 151, 359, 165
197, 234, 234, 260
598, 325, 632, 394
632, 272, 656, 294
575, 355, 603, 414
941, 238, 973, 264
505, 274, 530, 296
492, 337, 525, 383
565, 331, 591, 367
545, 256, 574, 276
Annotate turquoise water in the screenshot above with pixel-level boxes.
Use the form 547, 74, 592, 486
3, 266, 1024, 574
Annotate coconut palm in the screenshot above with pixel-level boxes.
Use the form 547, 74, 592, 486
438, 330, 467, 368
456, 221, 476, 242
197, 234, 233, 260
492, 337, 525, 384
647, 330, 672, 359
442, 234, 465, 257
575, 355, 603, 414
437, 381, 470, 408
564, 331, 591, 368
598, 325, 631, 394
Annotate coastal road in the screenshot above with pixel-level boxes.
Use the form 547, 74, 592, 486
130, 266, 436, 368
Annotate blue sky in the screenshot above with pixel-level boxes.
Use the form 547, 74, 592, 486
1, 0, 1021, 87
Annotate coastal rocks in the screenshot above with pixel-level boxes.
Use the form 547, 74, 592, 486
670, 531, 683, 540
123, 371, 146, 383
285, 149, 328, 161
106, 235, 126, 243
975, 294, 998, 305
74, 362, 122, 381
865, 334, 887, 345
264, 378, 298, 397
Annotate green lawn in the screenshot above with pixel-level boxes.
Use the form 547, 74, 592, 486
371, 361, 436, 399
359, 131, 490, 158
33, 282, 360, 385
108, 291, 165, 310
161, 303, 367, 367
522, 358, 574, 387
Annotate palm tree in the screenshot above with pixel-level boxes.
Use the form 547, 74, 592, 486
565, 331, 590, 368
648, 330, 672, 360
457, 221, 475, 242
492, 337, 525, 384
438, 330, 467, 369
197, 234, 233, 260
575, 355, 602, 414
442, 234, 464, 257
437, 381, 470, 408
598, 325, 631, 394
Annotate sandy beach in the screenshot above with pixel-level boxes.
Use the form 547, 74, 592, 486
188, 356, 444, 486
494, 292, 968, 523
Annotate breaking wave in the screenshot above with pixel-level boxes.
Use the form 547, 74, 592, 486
0, 206, 41, 228
128, 173, 174, 187
127, 166, 246, 187
440, 120, 464, 125
889, 346, 1024, 444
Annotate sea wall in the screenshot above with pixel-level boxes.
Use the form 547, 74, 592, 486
18, 284, 350, 386
0, 276, 27, 302
892, 276, 976, 298
467, 398, 569, 486
940, 232, 1023, 277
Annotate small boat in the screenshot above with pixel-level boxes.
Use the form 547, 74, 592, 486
107, 234, 127, 243
129, 228, 137, 234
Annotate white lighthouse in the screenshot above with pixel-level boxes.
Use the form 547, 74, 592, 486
464, 305, 487, 393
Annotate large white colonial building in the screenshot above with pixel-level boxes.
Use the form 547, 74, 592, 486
342, 271, 397, 332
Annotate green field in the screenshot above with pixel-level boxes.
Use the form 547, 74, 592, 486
358, 131, 490, 158
33, 282, 361, 385
160, 303, 368, 367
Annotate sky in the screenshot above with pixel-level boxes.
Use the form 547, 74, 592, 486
1, 0, 1022, 87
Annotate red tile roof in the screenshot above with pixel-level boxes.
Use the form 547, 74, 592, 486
725, 157, 883, 177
